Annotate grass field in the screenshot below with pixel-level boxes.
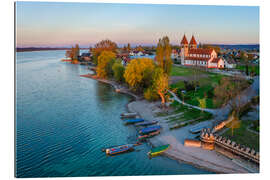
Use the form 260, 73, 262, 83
236, 65, 259, 76
170, 66, 225, 109
170, 66, 207, 76
222, 120, 259, 151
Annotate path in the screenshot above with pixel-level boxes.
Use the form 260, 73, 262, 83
168, 76, 259, 122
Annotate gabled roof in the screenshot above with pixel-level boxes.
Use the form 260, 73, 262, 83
189, 35, 197, 45
188, 48, 214, 55
211, 58, 222, 63
181, 35, 188, 45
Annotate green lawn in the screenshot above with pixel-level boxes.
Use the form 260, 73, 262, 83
222, 120, 259, 152
170, 71, 225, 109
236, 65, 259, 76
170, 66, 206, 76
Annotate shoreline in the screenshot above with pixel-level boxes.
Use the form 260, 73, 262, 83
80, 73, 141, 101
81, 73, 256, 174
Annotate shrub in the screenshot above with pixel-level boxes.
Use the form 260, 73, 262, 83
144, 87, 159, 101
184, 81, 195, 91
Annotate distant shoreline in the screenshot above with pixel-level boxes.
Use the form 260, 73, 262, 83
16, 47, 89, 52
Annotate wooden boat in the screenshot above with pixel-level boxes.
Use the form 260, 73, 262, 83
138, 130, 160, 141
124, 118, 144, 125
105, 144, 134, 155
148, 144, 170, 157
139, 125, 162, 135
135, 120, 158, 127
120, 112, 138, 118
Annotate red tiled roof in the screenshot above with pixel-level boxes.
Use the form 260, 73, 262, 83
189, 35, 197, 45
181, 35, 188, 45
211, 58, 221, 63
188, 48, 214, 55
185, 56, 210, 61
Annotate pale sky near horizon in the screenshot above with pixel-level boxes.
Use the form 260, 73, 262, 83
16, 2, 259, 47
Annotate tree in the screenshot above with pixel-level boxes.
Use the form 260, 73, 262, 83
225, 110, 241, 136
214, 75, 249, 117
65, 44, 80, 64
152, 67, 169, 106
136, 46, 144, 52
96, 51, 116, 78
92, 40, 117, 64
156, 36, 172, 75
124, 58, 155, 92
72, 44, 80, 64
112, 60, 125, 83
240, 51, 249, 75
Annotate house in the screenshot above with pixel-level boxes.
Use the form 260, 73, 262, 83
224, 58, 237, 69
180, 35, 225, 68
81, 52, 91, 61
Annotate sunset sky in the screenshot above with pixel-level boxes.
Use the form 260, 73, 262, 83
16, 2, 259, 47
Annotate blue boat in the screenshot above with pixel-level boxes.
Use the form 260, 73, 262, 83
135, 120, 158, 127
189, 125, 208, 134
124, 118, 144, 124
139, 125, 162, 135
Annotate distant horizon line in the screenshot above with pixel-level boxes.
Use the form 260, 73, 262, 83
17, 43, 260, 49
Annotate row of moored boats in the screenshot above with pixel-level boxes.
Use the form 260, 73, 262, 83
104, 112, 170, 157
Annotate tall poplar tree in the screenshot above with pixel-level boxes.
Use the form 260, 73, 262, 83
156, 36, 172, 75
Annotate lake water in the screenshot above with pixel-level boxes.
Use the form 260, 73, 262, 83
15, 50, 210, 177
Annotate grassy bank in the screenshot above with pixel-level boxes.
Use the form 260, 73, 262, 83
236, 65, 259, 76
156, 100, 213, 130
222, 120, 259, 151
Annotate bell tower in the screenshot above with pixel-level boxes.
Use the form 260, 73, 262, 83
180, 34, 188, 65
189, 35, 197, 49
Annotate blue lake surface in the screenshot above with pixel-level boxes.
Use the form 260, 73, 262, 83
15, 50, 210, 177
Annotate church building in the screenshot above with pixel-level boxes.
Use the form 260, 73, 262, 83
180, 35, 224, 68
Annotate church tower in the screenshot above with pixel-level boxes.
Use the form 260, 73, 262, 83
189, 35, 197, 49
180, 34, 188, 65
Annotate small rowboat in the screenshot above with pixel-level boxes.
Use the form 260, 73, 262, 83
139, 125, 162, 135
189, 125, 207, 134
135, 120, 158, 127
138, 130, 160, 141
120, 112, 138, 118
124, 118, 144, 125
148, 144, 170, 157
105, 144, 134, 155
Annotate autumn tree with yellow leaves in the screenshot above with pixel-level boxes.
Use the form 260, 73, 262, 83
152, 67, 169, 105
93, 40, 117, 58
156, 36, 172, 75
124, 58, 155, 92
65, 44, 80, 64
96, 51, 116, 79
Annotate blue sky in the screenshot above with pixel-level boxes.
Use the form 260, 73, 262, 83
16, 2, 259, 47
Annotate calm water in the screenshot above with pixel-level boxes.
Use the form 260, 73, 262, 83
16, 50, 210, 177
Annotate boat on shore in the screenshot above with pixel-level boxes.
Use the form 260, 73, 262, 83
105, 144, 134, 155
124, 118, 144, 125
138, 130, 160, 141
148, 144, 170, 157
135, 120, 158, 127
139, 125, 162, 135
189, 125, 208, 134
121, 112, 138, 118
